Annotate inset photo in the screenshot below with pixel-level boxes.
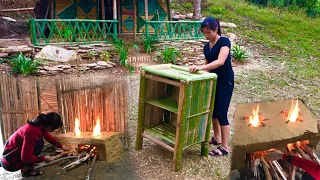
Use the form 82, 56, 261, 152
230, 99, 320, 180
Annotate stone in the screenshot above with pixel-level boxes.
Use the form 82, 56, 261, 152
48, 70, 58, 75
56, 65, 71, 69
86, 63, 97, 68
35, 45, 77, 62
43, 66, 61, 71
172, 15, 186, 20
220, 22, 237, 28
38, 70, 47, 75
63, 68, 73, 74
55, 132, 124, 162
97, 61, 113, 68
231, 99, 320, 170
186, 13, 193, 19
0, 53, 8, 58
92, 65, 106, 70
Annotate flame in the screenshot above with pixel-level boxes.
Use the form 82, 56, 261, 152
74, 118, 81, 136
93, 117, 101, 136
249, 104, 260, 127
287, 99, 300, 122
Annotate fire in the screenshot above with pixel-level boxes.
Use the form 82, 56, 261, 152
74, 118, 81, 136
287, 99, 300, 122
93, 117, 101, 136
249, 104, 260, 127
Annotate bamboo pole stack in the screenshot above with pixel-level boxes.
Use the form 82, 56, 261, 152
243, 140, 319, 180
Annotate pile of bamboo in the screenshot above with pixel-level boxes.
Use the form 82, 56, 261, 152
243, 140, 320, 180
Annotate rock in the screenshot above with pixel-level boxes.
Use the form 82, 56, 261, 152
48, 70, 58, 75
38, 70, 47, 75
97, 61, 113, 68
220, 22, 237, 28
35, 45, 77, 62
63, 68, 74, 74
86, 63, 97, 68
92, 65, 107, 70
172, 15, 186, 20
226, 33, 237, 45
107, 61, 116, 66
56, 65, 71, 69
43, 66, 61, 71
0, 53, 8, 58
186, 13, 193, 19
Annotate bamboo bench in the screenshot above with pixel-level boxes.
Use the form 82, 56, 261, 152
135, 64, 217, 171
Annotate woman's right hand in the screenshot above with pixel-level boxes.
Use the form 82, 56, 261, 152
44, 156, 52, 163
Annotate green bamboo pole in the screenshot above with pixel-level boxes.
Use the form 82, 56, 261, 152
29, 18, 38, 46
173, 81, 188, 171
201, 79, 217, 157
135, 71, 147, 150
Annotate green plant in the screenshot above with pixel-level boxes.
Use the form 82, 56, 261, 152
99, 50, 111, 61
208, 7, 226, 14
0, 59, 5, 64
88, 51, 98, 61
231, 43, 248, 62
112, 39, 138, 73
183, 3, 193, 9
155, 46, 183, 64
8, 52, 41, 74
141, 35, 154, 53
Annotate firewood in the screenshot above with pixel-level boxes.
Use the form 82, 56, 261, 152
268, 161, 280, 180
272, 161, 288, 180
52, 151, 69, 161
34, 156, 77, 169
261, 159, 272, 180
85, 153, 98, 180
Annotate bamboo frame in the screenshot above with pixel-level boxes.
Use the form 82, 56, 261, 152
113, 0, 117, 19
142, 132, 174, 152
145, 74, 180, 87
135, 71, 147, 150
173, 81, 187, 171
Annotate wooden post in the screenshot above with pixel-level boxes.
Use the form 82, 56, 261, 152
135, 71, 147, 150
133, 0, 137, 39
117, 0, 121, 33
101, 0, 105, 20
36, 80, 41, 113
0, 80, 5, 146
50, 0, 54, 18
144, 0, 148, 37
173, 81, 187, 172
113, 0, 118, 40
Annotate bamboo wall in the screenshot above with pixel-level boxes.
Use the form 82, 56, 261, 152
57, 75, 128, 135
0, 75, 40, 141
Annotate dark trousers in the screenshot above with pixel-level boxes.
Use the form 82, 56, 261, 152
0, 138, 44, 172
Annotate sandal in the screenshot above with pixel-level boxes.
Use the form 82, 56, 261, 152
209, 136, 221, 145
22, 169, 44, 177
209, 146, 229, 157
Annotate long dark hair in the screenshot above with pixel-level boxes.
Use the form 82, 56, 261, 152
201, 16, 221, 36
28, 112, 63, 131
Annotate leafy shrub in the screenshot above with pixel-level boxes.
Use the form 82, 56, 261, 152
155, 46, 183, 64
113, 39, 139, 72
8, 52, 41, 74
231, 44, 248, 62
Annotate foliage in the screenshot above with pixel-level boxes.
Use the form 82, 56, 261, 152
99, 50, 110, 61
0, 59, 5, 64
183, 2, 193, 9
141, 35, 154, 53
87, 51, 98, 61
60, 28, 72, 40
231, 43, 248, 62
112, 39, 139, 73
154, 46, 183, 64
8, 52, 41, 75
208, 7, 226, 14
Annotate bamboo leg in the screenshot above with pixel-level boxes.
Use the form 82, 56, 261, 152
173, 81, 187, 172
135, 71, 147, 151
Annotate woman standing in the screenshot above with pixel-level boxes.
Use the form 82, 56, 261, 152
0, 112, 69, 177
189, 16, 234, 157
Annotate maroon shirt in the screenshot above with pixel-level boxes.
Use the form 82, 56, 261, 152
283, 154, 320, 180
1, 124, 61, 169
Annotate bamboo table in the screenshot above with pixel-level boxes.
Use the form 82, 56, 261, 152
135, 64, 217, 171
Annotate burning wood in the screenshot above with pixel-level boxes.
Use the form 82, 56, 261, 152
93, 118, 101, 136
63, 145, 98, 171
241, 140, 318, 180
281, 99, 303, 123
74, 118, 81, 136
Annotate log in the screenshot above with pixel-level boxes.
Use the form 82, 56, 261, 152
85, 153, 97, 180
272, 161, 288, 180
261, 158, 272, 180
52, 151, 69, 161
0, 45, 33, 54
0, 8, 34, 12
34, 156, 77, 169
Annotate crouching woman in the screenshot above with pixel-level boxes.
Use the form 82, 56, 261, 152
0, 112, 69, 177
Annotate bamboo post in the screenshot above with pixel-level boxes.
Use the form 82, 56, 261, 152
144, 0, 149, 38
133, 0, 137, 39
50, 0, 54, 18
36, 80, 41, 113
173, 81, 187, 172
0, 81, 4, 145
135, 71, 147, 150
201, 80, 215, 157
113, 0, 118, 41
101, 0, 105, 20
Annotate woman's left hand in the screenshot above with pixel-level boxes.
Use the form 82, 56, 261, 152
189, 65, 200, 73
62, 145, 71, 151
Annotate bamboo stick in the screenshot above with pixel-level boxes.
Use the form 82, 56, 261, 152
0, 7, 34, 12
119, 83, 125, 134
133, 0, 137, 39
113, 0, 117, 20
85, 153, 97, 180
145, 74, 180, 87
34, 156, 77, 170
142, 132, 174, 152
0, 76, 5, 144
261, 159, 272, 180
135, 71, 147, 150
144, 0, 148, 20
272, 161, 288, 180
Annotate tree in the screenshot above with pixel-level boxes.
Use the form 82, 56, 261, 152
193, 0, 201, 20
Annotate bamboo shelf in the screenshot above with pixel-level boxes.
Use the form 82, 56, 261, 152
135, 64, 217, 172
146, 97, 178, 113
